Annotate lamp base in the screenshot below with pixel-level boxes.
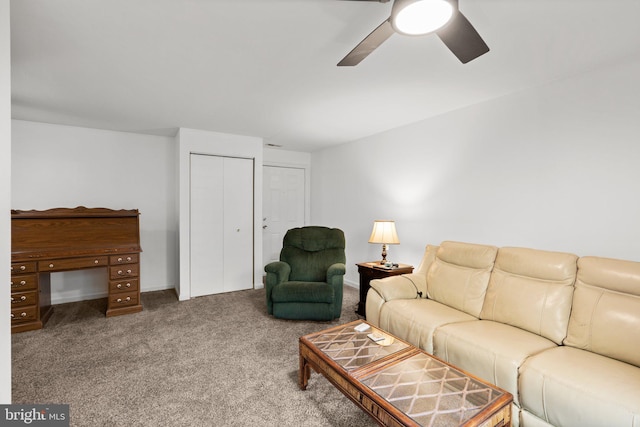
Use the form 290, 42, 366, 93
379, 243, 388, 264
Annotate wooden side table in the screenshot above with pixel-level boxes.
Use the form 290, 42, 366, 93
356, 262, 414, 317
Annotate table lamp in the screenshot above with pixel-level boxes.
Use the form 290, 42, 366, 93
368, 220, 400, 265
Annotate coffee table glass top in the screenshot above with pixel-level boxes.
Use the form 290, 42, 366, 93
359, 352, 507, 427
305, 322, 411, 371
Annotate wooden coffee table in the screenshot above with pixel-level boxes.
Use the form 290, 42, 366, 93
299, 320, 512, 427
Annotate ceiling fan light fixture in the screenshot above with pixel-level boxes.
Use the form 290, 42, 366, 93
392, 0, 454, 36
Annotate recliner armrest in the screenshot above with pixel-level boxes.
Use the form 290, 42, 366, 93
327, 263, 346, 285
369, 273, 426, 302
264, 261, 291, 315
264, 261, 291, 286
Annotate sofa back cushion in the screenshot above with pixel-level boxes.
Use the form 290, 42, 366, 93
480, 247, 578, 345
426, 241, 498, 317
414, 244, 439, 281
564, 256, 640, 367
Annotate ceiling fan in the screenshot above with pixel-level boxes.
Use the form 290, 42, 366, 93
338, 0, 489, 66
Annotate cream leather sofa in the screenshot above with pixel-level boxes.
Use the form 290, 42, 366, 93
366, 241, 640, 427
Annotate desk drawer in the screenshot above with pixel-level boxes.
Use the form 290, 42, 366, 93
10, 274, 37, 291
109, 254, 139, 265
109, 265, 139, 279
40, 256, 109, 272
109, 278, 139, 293
11, 306, 37, 323
108, 291, 139, 309
11, 262, 37, 274
11, 291, 37, 308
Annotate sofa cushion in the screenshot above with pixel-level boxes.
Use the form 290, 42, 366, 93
427, 241, 498, 317
519, 346, 640, 427
378, 299, 476, 353
520, 410, 554, 427
433, 320, 557, 406
413, 244, 439, 278
564, 256, 640, 368
479, 247, 578, 345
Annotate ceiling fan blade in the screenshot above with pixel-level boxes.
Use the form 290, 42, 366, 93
436, 11, 489, 64
338, 19, 394, 66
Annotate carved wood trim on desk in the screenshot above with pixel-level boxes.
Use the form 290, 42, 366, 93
10, 206, 143, 333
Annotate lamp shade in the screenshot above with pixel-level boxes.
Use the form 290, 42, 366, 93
368, 220, 400, 245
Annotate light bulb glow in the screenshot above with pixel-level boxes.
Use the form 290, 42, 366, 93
393, 0, 454, 36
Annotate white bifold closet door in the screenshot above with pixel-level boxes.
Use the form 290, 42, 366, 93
190, 153, 253, 297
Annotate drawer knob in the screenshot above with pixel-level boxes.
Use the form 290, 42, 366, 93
20, 265, 26, 271
127, 269, 132, 274
118, 270, 123, 275
49, 263, 54, 268
126, 283, 131, 288
10, 313, 14, 319
20, 280, 26, 286
11, 296, 27, 304
116, 296, 131, 304
117, 257, 123, 262
127, 256, 132, 261
94, 260, 99, 264
20, 312, 27, 317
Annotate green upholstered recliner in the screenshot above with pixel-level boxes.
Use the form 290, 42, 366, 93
264, 226, 346, 321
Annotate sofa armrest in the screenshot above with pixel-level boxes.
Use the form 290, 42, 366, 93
327, 263, 346, 285
369, 273, 427, 302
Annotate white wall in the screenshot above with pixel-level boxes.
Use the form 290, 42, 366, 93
264, 147, 311, 167
176, 127, 263, 300
1, 0, 12, 404
11, 120, 178, 303
312, 57, 640, 286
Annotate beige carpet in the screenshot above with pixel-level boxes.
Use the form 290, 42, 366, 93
11, 286, 378, 427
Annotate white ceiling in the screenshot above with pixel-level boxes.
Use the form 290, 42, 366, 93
10, 0, 640, 152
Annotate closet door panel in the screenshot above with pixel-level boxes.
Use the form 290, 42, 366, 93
190, 154, 224, 297
223, 157, 254, 292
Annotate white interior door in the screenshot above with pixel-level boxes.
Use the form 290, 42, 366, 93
262, 165, 305, 266
190, 154, 253, 297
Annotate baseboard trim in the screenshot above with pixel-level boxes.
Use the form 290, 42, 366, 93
344, 280, 358, 289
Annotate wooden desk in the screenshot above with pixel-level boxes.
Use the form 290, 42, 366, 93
356, 262, 414, 317
10, 206, 143, 333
